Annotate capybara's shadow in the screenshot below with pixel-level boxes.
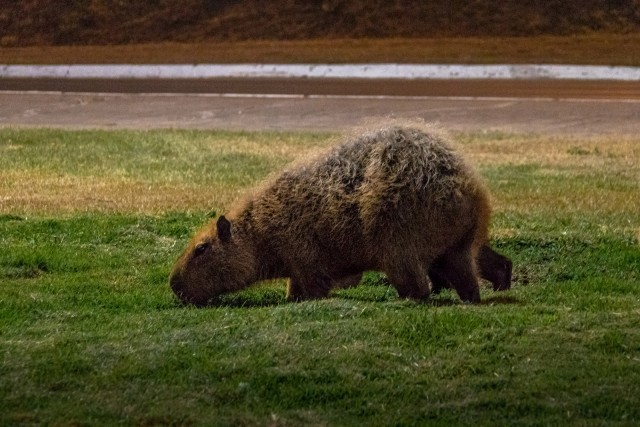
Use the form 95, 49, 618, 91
195, 287, 521, 308
172, 279, 520, 308
172, 288, 522, 308
205, 293, 287, 308
414, 293, 520, 307
479, 294, 522, 305
169, 289, 287, 309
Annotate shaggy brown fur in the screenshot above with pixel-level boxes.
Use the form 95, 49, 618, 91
170, 122, 492, 305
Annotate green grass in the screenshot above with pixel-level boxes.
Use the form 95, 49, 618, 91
1, 128, 639, 426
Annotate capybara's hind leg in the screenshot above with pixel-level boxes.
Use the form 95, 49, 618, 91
477, 245, 512, 291
435, 245, 481, 303
386, 264, 431, 301
430, 243, 512, 293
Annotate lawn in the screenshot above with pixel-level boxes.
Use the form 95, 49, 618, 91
1, 128, 639, 426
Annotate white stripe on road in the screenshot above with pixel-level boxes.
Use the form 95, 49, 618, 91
2, 64, 640, 81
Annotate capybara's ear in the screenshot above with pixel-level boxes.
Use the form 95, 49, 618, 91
217, 216, 232, 242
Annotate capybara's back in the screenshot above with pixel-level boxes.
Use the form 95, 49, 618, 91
170, 122, 491, 305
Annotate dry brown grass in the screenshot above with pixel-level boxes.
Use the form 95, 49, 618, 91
1, 130, 638, 226
0, 170, 236, 215
461, 133, 640, 224
0, 129, 323, 216
3, 35, 640, 65
464, 132, 640, 170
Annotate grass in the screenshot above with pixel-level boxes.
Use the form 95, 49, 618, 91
1, 128, 639, 426
4, 34, 640, 66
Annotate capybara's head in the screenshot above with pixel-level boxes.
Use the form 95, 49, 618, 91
169, 216, 256, 306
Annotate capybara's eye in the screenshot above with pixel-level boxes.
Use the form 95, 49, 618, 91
194, 242, 209, 257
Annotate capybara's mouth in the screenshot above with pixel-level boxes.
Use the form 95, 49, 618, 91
169, 275, 192, 305
171, 289, 210, 307
170, 276, 215, 307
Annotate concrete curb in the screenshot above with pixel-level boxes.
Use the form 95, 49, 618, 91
2, 64, 640, 81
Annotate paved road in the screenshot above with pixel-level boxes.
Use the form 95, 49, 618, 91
1, 78, 639, 134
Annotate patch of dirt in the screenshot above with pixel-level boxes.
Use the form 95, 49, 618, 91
4, 36, 640, 66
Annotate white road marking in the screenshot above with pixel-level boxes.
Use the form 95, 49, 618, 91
2, 64, 640, 80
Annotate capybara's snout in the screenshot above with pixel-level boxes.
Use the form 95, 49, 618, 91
169, 270, 191, 304
169, 268, 207, 306
170, 280, 211, 307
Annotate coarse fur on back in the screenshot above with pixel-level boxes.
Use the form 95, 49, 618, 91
170, 120, 491, 306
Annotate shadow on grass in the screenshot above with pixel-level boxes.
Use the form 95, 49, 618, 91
184, 286, 522, 309
204, 288, 288, 308
0, 214, 26, 222
171, 297, 285, 309
480, 294, 523, 305
405, 292, 521, 307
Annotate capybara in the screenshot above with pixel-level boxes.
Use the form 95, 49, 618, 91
170, 122, 493, 306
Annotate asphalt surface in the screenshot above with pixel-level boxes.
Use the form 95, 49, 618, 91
1, 78, 639, 134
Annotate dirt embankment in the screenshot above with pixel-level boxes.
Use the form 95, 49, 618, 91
1, 0, 640, 47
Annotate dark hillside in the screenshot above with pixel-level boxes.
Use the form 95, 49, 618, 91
1, 0, 640, 46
